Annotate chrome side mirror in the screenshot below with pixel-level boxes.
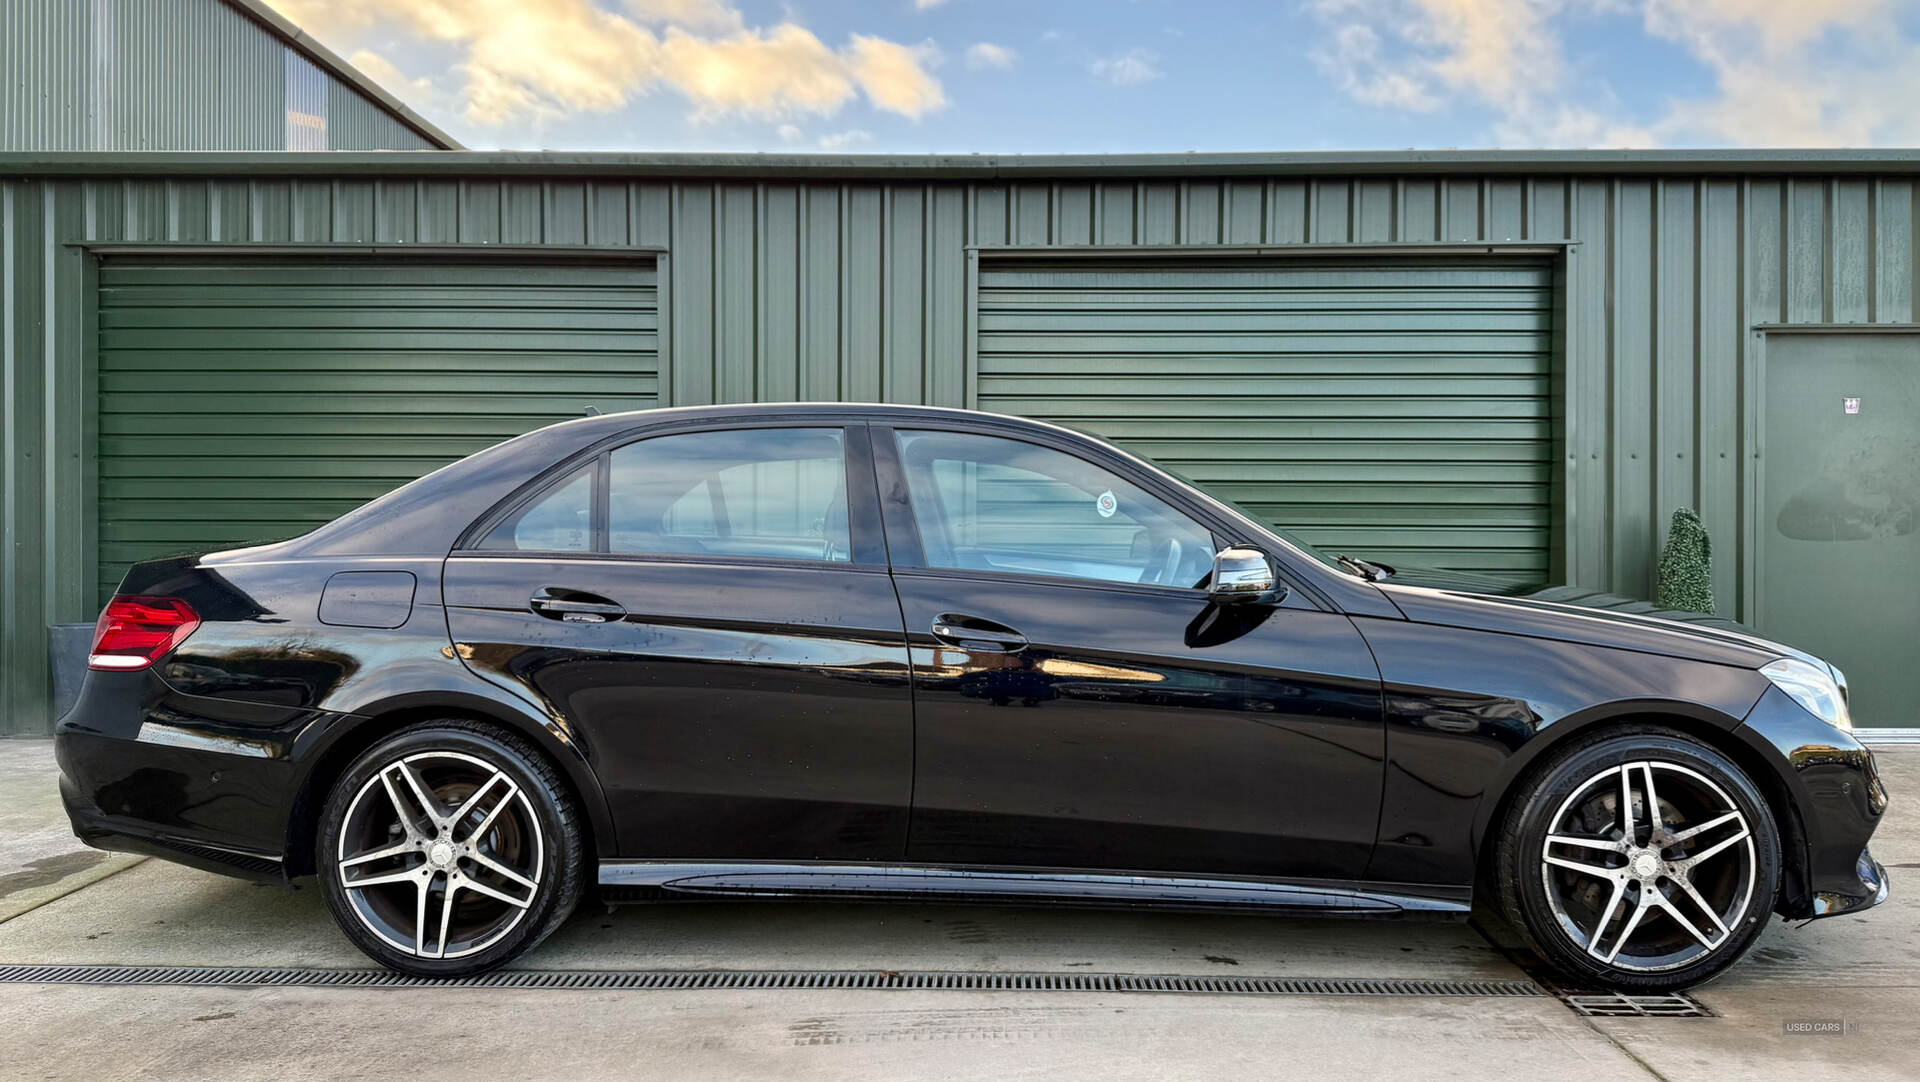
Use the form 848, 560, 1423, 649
1207, 546, 1284, 605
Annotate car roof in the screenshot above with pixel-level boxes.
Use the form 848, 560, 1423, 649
537, 401, 1069, 439
523, 402, 1118, 457
248, 403, 1096, 561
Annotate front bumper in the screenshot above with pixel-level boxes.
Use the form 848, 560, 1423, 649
1738, 685, 1892, 920
1809, 847, 1891, 918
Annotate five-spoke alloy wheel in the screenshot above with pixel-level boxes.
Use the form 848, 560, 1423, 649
318, 721, 584, 977
1497, 727, 1780, 992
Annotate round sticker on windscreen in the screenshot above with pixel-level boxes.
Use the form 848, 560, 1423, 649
1095, 490, 1117, 518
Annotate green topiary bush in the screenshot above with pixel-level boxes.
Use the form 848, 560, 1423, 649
1656, 507, 1714, 614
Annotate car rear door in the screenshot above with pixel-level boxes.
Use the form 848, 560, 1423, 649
871, 422, 1386, 881
442, 420, 914, 861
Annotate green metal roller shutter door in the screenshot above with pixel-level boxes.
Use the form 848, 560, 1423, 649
976, 258, 1554, 583
96, 257, 658, 603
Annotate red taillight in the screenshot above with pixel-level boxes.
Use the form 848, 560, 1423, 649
88, 595, 200, 671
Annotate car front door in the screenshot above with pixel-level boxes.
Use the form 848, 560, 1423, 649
873, 423, 1385, 881
442, 421, 914, 862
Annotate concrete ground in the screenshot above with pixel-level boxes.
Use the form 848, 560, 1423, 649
2, 739, 1915, 1081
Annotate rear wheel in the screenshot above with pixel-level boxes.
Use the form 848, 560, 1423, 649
1495, 727, 1780, 991
317, 720, 584, 976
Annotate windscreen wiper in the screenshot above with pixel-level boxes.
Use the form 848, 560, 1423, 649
1335, 554, 1392, 581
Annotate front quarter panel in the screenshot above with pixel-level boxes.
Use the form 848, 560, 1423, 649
1735, 686, 1889, 917
1353, 616, 1771, 887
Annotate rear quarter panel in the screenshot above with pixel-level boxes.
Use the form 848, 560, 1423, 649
90, 553, 617, 867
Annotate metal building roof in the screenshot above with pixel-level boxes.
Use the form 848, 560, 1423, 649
4, 147, 1920, 177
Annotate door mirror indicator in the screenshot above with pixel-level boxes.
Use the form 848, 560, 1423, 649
1207, 547, 1284, 606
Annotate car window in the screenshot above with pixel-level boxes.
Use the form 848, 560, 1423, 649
480, 463, 593, 551
609, 428, 850, 562
894, 429, 1216, 588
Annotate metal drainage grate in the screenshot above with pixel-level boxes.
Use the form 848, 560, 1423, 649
0, 965, 1543, 998
1564, 993, 1713, 1018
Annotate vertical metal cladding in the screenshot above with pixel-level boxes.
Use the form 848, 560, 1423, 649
1, 167, 1918, 732
1, 0, 94, 151
326, 79, 436, 151
1, 0, 437, 151
283, 47, 327, 151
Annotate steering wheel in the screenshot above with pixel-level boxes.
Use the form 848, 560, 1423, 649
1145, 536, 1184, 586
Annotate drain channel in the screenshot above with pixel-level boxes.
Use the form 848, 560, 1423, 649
1564, 993, 1713, 1018
0, 964, 1543, 998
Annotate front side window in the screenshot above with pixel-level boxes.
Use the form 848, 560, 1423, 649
609, 428, 850, 562
895, 429, 1216, 588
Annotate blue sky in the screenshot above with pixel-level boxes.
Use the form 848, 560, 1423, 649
268, 0, 1920, 152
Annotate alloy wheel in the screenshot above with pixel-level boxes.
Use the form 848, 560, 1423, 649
1539, 760, 1756, 972
335, 750, 544, 960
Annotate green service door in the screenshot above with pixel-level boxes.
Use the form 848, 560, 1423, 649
1760, 333, 1920, 728
976, 258, 1555, 583
96, 257, 659, 603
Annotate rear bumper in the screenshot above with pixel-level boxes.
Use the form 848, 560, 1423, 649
53, 669, 332, 882
59, 773, 285, 881
1738, 685, 1892, 920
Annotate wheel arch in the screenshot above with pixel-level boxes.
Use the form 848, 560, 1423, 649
1468, 702, 1810, 918
283, 690, 615, 878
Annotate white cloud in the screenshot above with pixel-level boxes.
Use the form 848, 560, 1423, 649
914, 0, 949, 8
965, 42, 1016, 69
847, 36, 947, 117
1643, 0, 1889, 57
1313, 23, 1437, 110
625, 0, 744, 33
1309, 0, 1562, 118
1089, 48, 1162, 86
265, 0, 946, 127
345, 48, 457, 118
1638, 0, 1920, 146
777, 123, 803, 142
818, 129, 873, 148
1493, 103, 1658, 149
1308, 0, 1920, 147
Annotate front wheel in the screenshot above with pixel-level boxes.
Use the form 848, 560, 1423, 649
317, 720, 585, 976
1495, 726, 1781, 991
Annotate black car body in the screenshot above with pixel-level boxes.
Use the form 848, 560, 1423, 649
55, 404, 1889, 987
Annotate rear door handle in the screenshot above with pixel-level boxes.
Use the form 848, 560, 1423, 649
930, 613, 1028, 653
529, 588, 626, 623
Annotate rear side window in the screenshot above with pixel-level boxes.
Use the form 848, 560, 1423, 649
479, 463, 593, 551
610, 428, 850, 562
476, 427, 852, 563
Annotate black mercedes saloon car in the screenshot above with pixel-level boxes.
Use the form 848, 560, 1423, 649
57, 404, 1887, 990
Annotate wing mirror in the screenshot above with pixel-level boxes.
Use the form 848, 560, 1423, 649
1207, 546, 1285, 606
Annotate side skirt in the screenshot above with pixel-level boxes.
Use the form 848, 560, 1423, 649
597, 861, 1470, 919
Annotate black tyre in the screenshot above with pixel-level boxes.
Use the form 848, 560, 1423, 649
317, 719, 585, 977
1494, 725, 1780, 992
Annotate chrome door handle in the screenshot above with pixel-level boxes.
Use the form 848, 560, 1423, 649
529, 590, 626, 623
930, 613, 1028, 653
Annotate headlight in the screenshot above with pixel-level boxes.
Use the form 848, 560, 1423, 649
1762, 657, 1853, 731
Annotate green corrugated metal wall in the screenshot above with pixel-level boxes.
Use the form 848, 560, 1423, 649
977, 258, 1554, 581
4, 167, 1920, 732
0, 0, 439, 151
95, 257, 659, 600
